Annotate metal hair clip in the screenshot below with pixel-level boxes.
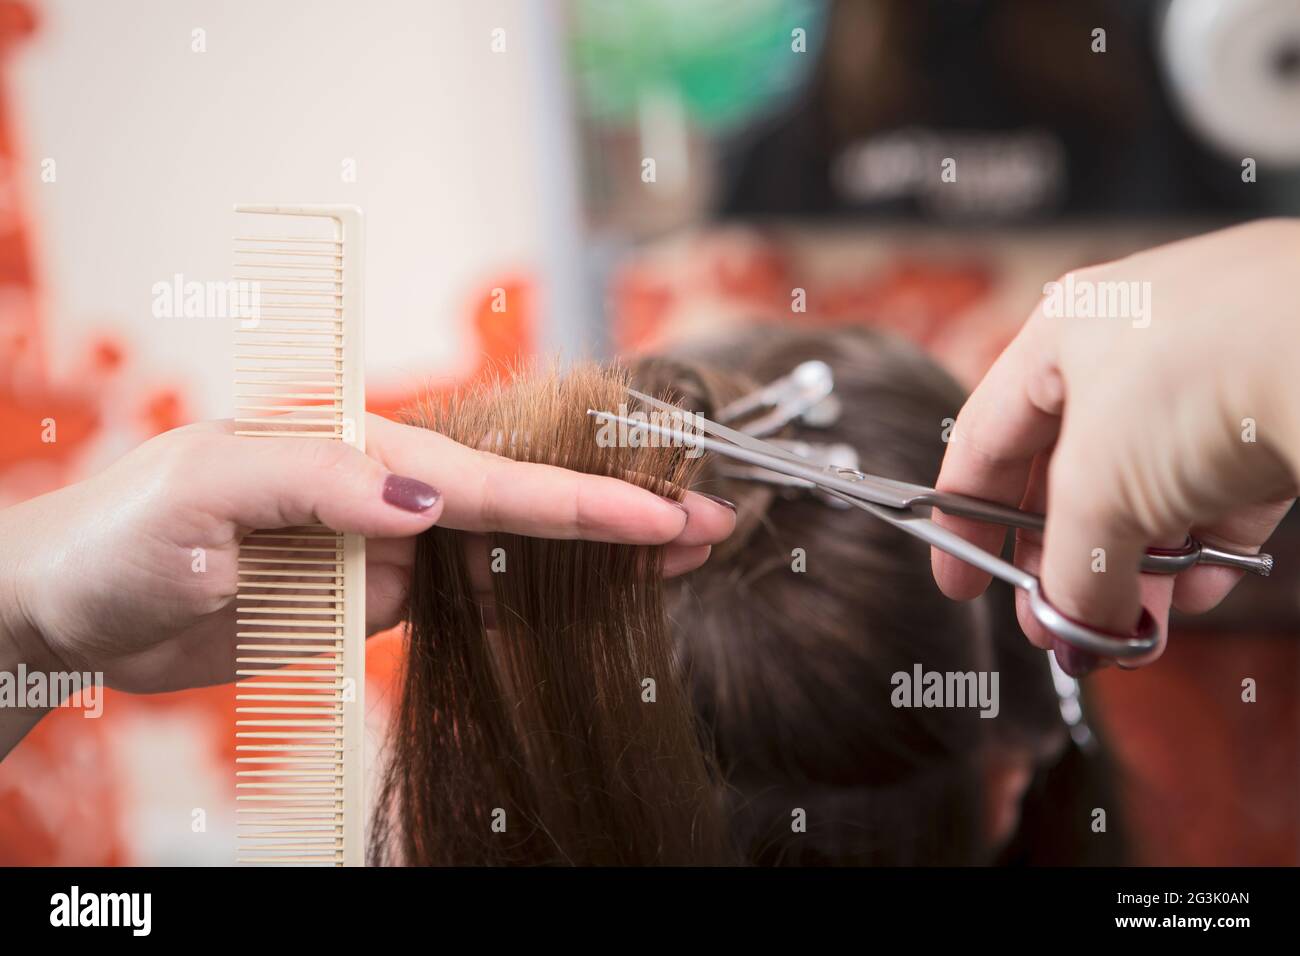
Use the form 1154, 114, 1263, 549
716, 360, 841, 436
588, 390, 1276, 661
714, 360, 851, 505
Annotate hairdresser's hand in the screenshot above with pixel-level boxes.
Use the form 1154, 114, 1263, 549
931, 219, 1300, 671
0, 413, 735, 702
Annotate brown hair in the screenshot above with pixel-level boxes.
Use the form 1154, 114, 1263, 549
639, 327, 1072, 865
370, 364, 730, 865
376, 329, 1113, 866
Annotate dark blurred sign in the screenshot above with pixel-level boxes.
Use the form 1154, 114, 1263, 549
720, 0, 1300, 222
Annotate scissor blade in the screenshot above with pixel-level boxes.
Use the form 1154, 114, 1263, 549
625, 387, 813, 468
825, 489, 1037, 592
587, 407, 914, 509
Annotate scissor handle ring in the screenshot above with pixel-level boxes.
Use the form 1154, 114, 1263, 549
1140, 536, 1201, 573
1027, 583, 1160, 659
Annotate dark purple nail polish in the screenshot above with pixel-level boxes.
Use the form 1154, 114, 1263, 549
1052, 639, 1104, 678
383, 474, 440, 513
698, 492, 737, 512
659, 496, 690, 532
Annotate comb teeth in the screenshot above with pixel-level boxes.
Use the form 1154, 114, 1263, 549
235, 527, 348, 865
233, 206, 365, 866
232, 230, 345, 439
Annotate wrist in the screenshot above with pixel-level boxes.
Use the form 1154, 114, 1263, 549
0, 495, 65, 668
0, 601, 57, 761
0, 586, 59, 677
0, 506, 62, 758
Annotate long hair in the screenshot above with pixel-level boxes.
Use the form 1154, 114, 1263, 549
370, 364, 730, 865
374, 330, 1121, 865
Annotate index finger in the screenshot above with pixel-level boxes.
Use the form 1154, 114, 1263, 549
365, 413, 735, 546
931, 314, 1063, 599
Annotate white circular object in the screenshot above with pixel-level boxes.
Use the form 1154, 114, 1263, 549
1161, 0, 1300, 165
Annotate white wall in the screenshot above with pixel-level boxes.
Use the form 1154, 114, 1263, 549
16, 0, 543, 420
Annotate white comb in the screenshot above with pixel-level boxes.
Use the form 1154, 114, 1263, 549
232, 204, 366, 866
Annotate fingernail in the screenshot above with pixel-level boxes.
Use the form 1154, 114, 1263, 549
1052, 640, 1104, 678
383, 474, 440, 512
698, 492, 737, 512
661, 496, 690, 526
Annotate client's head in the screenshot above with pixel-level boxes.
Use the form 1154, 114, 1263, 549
637, 327, 1071, 865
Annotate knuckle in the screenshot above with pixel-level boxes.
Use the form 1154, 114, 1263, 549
475, 458, 505, 530
150, 430, 214, 483
1048, 439, 1122, 527
299, 436, 357, 475
1050, 453, 1149, 543
569, 484, 597, 538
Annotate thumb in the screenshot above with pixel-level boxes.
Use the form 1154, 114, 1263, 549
186, 432, 444, 537
1039, 428, 1156, 667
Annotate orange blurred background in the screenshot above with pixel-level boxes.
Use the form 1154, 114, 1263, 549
0, 0, 1295, 865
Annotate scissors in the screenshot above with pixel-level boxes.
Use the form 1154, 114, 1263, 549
589, 389, 1274, 660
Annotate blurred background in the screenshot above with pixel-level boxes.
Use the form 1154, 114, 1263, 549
0, 0, 1297, 864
